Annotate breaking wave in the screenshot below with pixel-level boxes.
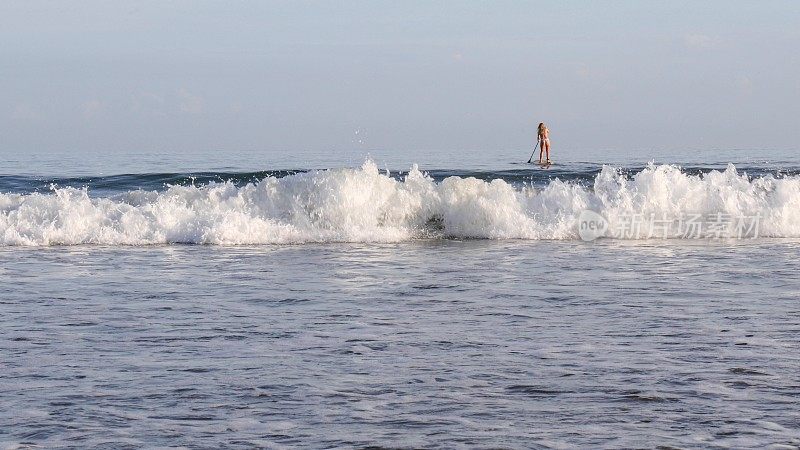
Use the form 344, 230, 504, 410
1, 160, 799, 245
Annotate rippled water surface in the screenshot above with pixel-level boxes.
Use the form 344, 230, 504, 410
3, 240, 800, 448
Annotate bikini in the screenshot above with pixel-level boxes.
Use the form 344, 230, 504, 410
539, 128, 549, 143
540, 133, 550, 163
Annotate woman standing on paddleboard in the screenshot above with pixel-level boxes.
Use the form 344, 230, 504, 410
538, 122, 551, 164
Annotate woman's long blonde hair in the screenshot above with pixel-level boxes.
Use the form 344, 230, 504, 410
538, 122, 547, 135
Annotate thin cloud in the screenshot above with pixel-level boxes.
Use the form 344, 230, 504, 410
683, 33, 722, 50
229, 101, 243, 114
81, 99, 106, 119
178, 88, 204, 115
573, 63, 609, 82
10, 103, 42, 121
734, 75, 754, 95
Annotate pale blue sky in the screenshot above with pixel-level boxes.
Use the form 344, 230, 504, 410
2, 1, 799, 156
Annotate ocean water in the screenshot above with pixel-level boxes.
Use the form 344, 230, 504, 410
2, 148, 800, 448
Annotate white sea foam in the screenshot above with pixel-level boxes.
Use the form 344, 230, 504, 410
1, 161, 799, 245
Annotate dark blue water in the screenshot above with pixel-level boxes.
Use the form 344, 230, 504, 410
2, 164, 798, 196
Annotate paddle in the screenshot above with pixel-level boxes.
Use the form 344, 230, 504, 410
527, 140, 540, 164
